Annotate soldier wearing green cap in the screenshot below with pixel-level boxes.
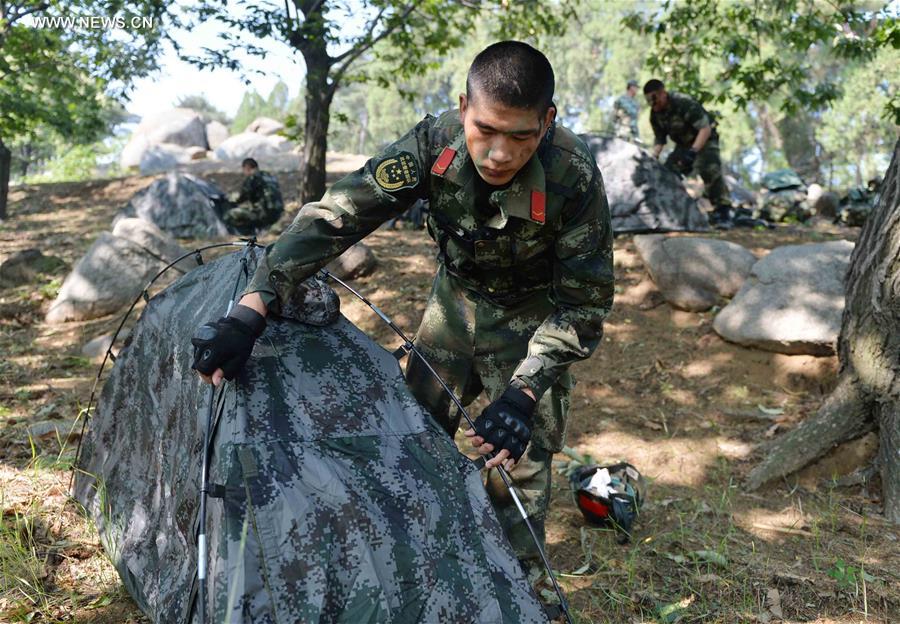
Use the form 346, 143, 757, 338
192, 41, 614, 580
613, 79, 640, 141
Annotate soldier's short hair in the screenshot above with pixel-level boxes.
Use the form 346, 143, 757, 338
242, 158, 259, 170
627, 79, 639, 89
466, 41, 555, 113
643, 79, 665, 94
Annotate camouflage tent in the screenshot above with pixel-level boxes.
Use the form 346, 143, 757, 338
581, 136, 709, 233
74, 249, 546, 624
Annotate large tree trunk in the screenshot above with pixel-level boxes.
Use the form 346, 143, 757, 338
0, 137, 11, 221
777, 112, 821, 183
749, 137, 900, 523
298, 25, 336, 205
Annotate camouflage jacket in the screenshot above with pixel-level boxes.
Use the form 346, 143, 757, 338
246, 110, 614, 397
650, 92, 716, 148
235, 171, 284, 218
613, 94, 639, 138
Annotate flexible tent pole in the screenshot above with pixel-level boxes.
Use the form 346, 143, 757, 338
320, 269, 574, 624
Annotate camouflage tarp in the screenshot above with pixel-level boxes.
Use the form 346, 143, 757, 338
761, 169, 804, 191
581, 135, 709, 233
114, 172, 233, 239
74, 249, 546, 624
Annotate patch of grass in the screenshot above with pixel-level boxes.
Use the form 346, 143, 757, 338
0, 505, 51, 619
38, 278, 62, 301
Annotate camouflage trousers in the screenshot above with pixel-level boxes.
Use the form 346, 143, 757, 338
667, 140, 731, 209
405, 265, 573, 567
223, 203, 282, 234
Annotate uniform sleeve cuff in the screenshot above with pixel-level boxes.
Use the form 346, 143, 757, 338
510, 356, 557, 399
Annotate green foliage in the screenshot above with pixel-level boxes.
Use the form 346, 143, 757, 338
827, 558, 875, 590
0, 1, 169, 142
231, 81, 298, 133
623, 0, 899, 121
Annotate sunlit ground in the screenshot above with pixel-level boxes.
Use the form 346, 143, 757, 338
1, 173, 897, 623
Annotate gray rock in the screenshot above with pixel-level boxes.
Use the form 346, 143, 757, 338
138, 142, 190, 175
205, 121, 229, 150
81, 329, 130, 359
246, 116, 285, 135
28, 420, 66, 440
111, 218, 193, 272
634, 235, 757, 311
121, 109, 208, 169
582, 135, 709, 233
213, 132, 294, 161
0, 249, 66, 287
45, 233, 170, 323
325, 243, 378, 280
713, 240, 854, 355
115, 173, 232, 239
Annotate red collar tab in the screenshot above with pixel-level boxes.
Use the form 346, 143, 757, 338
431, 147, 457, 176
530, 190, 546, 224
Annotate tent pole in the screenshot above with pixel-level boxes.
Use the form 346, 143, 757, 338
320, 269, 574, 624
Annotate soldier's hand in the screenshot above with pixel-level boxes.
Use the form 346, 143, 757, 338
466, 386, 535, 471
191, 304, 266, 384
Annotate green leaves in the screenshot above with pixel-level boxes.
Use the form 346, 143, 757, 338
622, 0, 898, 118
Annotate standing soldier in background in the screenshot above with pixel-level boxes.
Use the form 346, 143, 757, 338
643, 79, 734, 229
223, 158, 285, 234
191, 41, 614, 585
613, 79, 640, 141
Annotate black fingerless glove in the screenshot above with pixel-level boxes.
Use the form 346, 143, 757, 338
191, 304, 265, 380
473, 387, 536, 462
678, 147, 697, 173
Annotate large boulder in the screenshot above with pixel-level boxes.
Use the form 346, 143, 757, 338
205, 121, 229, 150
634, 235, 757, 311
115, 173, 231, 239
245, 116, 285, 135
45, 233, 170, 323
138, 143, 202, 175
713, 240, 854, 355
121, 109, 208, 169
582, 136, 709, 233
325, 243, 378, 280
213, 132, 294, 161
111, 218, 194, 272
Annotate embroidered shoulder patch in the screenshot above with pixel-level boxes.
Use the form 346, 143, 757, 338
374, 152, 419, 191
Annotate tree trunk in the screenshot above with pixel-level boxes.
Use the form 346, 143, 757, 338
749, 138, 900, 523
777, 112, 820, 183
746, 376, 874, 490
298, 35, 336, 205
0, 137, 11, 221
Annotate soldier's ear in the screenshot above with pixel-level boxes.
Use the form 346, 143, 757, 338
542, 106, 556, 134
459, 94, 468, 121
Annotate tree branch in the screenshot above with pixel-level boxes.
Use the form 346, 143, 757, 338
330, 1, 420, 87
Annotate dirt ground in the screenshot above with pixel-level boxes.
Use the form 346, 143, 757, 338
1, 171, 898, 624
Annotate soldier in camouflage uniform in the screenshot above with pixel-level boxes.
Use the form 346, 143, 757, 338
643, 79, 734, 228
612, 80, 640, 141
837, 177, 880, 226
192, 41, 614, 583
223, 158, 285, 233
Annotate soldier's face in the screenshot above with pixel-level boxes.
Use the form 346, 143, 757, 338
242, 165, 255, 176
645, 89, 667, 112
460, 93, 555, 186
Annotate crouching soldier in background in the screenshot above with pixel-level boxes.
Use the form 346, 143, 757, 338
223, 158, 285, 234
